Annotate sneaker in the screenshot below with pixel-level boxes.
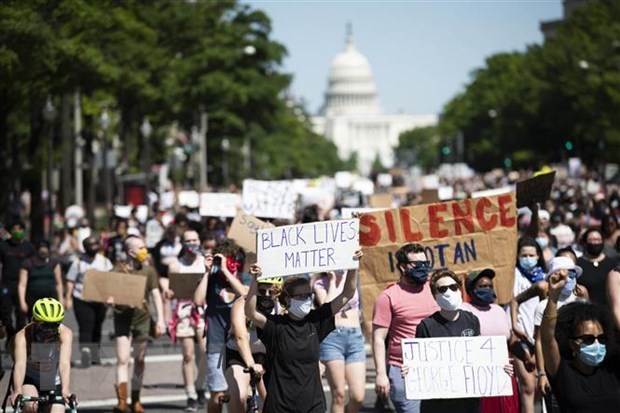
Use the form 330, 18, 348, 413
80, 347, 91, 369
196, 390, 207, 406
185, 398, 197, 412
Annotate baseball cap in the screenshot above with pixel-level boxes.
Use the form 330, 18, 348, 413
467, 268, 495, 290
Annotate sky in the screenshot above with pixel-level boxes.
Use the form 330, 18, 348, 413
246, 0, 563, 116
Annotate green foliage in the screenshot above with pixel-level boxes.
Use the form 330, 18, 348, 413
438, 0, 620, 170
394, 125, 440, 171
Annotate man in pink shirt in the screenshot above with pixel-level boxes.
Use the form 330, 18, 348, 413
372, 243, 439, 413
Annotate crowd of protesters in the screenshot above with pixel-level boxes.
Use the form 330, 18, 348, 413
0, 165, 619, 413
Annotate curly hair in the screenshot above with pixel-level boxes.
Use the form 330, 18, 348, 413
429, 269, 462, 295
395, 243, 425, 269
213, 239, 245, 264
555, 301, 616, 361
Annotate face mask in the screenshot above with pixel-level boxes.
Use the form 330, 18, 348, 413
519, 257, 538, 271
256, 296, 275, 315
578, 342, 606, 367
585, 243, 604, 257
536, 237, 549, 249
559, 275, 577, 300
11, 230, 24, 241
406, 267, 429, 284
288, 297, 312, 319
135, 248, 149, 263
184, 244, 201, 256
434, 290, 462, 311
473, 287, 497, 305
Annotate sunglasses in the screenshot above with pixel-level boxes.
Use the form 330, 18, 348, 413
436, 284, 460, 294
572, 334, 608, 345
406, 261, 430, 269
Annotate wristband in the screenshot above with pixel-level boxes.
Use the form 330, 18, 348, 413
535, 371, 546, 378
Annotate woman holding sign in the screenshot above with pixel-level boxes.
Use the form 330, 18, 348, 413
245, 250, 362, 413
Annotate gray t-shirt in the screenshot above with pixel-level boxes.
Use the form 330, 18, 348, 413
65, 254, 113, 299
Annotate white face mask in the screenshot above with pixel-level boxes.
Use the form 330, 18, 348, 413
288, 297, 313, 319
434, 290, 462, 311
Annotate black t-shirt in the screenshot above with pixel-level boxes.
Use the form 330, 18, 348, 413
416, 310, 481, 413
576, 256, 617, 307
549, 355, 620, 413
258, 303, 335, 413
0, 240, 36, 288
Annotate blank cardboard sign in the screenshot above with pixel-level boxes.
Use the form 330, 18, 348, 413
82, 270, 147, 308
169, 272, 204, 300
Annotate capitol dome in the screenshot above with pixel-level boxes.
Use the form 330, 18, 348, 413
321, 27, 382, 116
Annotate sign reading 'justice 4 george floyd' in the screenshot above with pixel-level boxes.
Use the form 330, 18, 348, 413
256, 219, 360, 277
359, 192, 518, 319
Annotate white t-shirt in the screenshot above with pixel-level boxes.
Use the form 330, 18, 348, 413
65, 253, 113, 299
533, 293, 579, 327
511, 268, 539, 345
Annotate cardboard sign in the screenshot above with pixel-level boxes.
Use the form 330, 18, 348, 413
169, 272, 204, 300
359, 192, 517, 321
242, 179, 297, 220
82, 270, 147, 308
420, 189, 440, 204
199, 193, 241, 217
227, 212, 272, 253
257, 219, 360, 277
516, 171, 555, 208
369, 193, 393, 208
402, 336, 512, 400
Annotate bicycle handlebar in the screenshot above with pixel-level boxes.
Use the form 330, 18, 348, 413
15, 393, 78, 408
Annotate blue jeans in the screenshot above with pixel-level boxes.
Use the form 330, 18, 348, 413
389, 364, 420, 413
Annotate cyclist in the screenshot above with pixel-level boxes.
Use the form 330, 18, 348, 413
224, 276, 283, 412
10, 297, 73, 413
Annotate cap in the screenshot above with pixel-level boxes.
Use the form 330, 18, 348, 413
467, 268, 495, 290
547, 256, 582, 278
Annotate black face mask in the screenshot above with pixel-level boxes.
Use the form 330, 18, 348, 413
586, 242, 604, 256
256, 296, 275, 315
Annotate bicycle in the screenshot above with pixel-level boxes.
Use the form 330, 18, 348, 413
243, 367, 261, 413
13, 392, 78, 413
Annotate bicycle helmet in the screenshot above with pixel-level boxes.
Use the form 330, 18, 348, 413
32, 298, 65, 323
258, 276, 283, 286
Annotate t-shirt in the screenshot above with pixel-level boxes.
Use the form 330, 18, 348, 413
258, 303, 335, 413
576, 256, 617, 307
373, 281, 439, 366
533, 293, 579, 327
113, 264, 159, 323
416, 310, 481, 413
512, 268, 539, 344
461, 302, 511, 339
549, 355, 620, 413
0, 240, 36, 288
205, 270, 251, 352
65, 254, 114, 299
21, 259, 58, 297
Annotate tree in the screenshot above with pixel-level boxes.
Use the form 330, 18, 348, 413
394, 125, 440, 171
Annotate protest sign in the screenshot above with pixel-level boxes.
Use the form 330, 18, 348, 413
169, 272, 204, 300
82, 270, 146, 308
242, 179, 297, 220
256, 219, 360, 277
402, 336, 512, 400
227, 212, 272, 253
199, 193, 241, 217
420, 189, 440, 204
178, 190, 200, 208
472, 187, 512, 199
369, 193, 393, 208
359, 192, 517, 321
516, 171, 556, 208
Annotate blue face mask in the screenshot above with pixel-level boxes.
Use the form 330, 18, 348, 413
559, 275, 577, 300
473, 287, 497, 305
406, 267, 429, 284
536, 237, 549, 249
519, 257, 538, 271
578, 342, 606, 367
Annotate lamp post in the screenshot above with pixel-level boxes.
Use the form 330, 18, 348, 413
100, 110, 111, 209
140, 117, 152, 202
42, 96, 56, 240
221, 138, 229, 186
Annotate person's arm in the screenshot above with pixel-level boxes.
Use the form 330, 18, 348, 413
314, 274, 339, 306
510, 298, 529, 343
574, 283, 589, 300
244, 264, 267, 329
18, 268, 28, 314
534, 326, 549, 395
193, 253, 213, 306
54, 263, 64, 305
58, 325, 73, 401
65, 281, 75, 311
372, 325, 390, 398
540, 271, 566, 378
231, 299, 263, 375
607, 270, 620, 330
330, 250, 362, 314
10, 331, 27, 406
515, 281, 548, 304
150, 287, 166, 337
216, 254, 249, 297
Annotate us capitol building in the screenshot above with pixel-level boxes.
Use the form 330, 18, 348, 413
311, 28, 437, 175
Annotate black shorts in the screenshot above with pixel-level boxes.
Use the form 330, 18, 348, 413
225, 348, 266, 370
23, 376, 64, 405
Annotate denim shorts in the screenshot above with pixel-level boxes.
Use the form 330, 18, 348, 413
319, 326, 366, 364
206, 350, 228, 392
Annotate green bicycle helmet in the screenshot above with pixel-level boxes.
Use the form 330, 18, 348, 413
32, 298, 65, 323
